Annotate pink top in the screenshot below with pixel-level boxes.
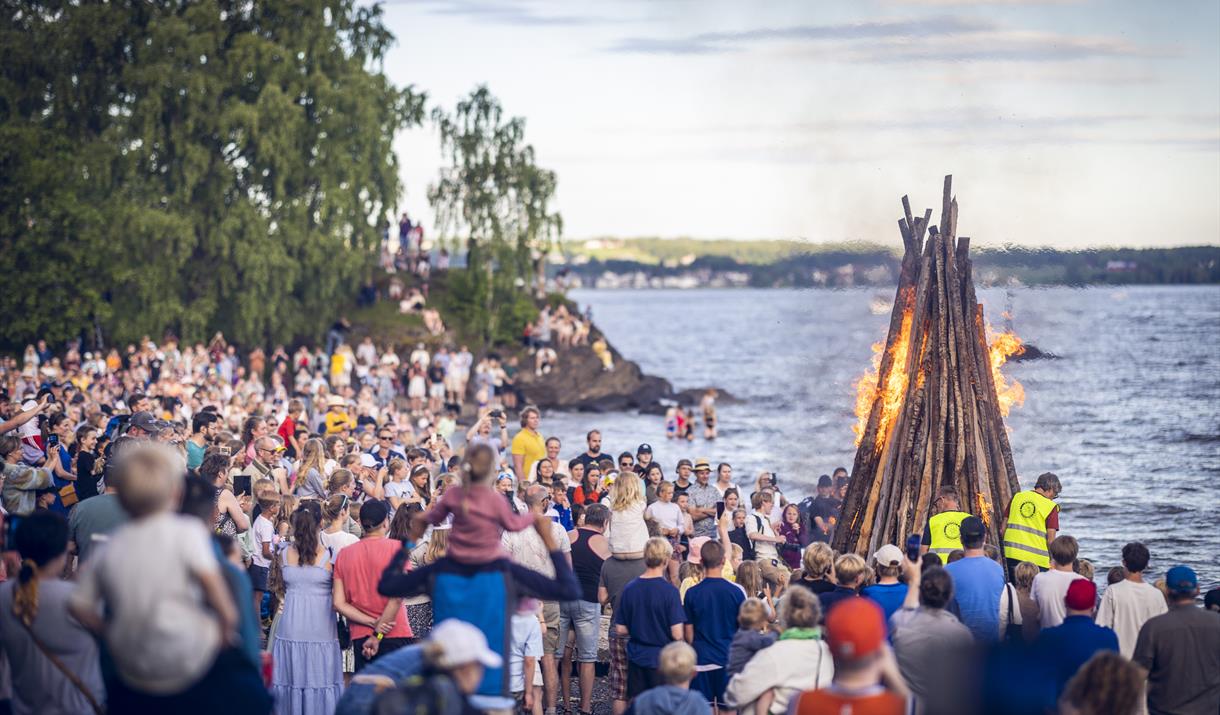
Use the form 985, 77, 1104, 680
333, 536, 413, 641
424, 484, 536, 564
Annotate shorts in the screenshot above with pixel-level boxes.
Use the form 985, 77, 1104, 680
557, 600, 601, 662
247, 564, 269, 591
626, 661, 661, 699
428, 383, 445, 398
541, 601, 561, 655
608, 633, 628, 701
692, 667, 729, 706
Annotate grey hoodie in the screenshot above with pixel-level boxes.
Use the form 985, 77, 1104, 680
628, 685, 711, 715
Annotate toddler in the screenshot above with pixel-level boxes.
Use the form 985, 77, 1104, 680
727, 597, 778, 678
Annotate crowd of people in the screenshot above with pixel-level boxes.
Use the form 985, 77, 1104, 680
0, 337, 1218, 715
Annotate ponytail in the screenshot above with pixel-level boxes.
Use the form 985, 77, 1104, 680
13, 559, 41, 627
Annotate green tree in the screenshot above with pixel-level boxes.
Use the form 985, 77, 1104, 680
429, 85, 561, 343
0, 0, 424, 350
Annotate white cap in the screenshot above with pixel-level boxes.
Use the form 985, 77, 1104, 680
430, 619, 502, 669
872, 544, 905, 567
358, 453, 378, 468
21, 400, 38, 412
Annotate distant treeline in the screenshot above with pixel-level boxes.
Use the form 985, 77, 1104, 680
561, 241, 1219, 286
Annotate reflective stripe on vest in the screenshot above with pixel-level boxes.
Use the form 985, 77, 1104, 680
928, 510, 971, 555
1003, 490, 1056, 568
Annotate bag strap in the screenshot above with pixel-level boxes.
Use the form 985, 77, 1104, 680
18, 619, 105, 715
1006, 583, 1015, 625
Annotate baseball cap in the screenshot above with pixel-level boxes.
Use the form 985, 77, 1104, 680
676, 458, 693, 469
824, 597, 887, 660
1065, 579, 1097, 611
817, 475, 833, 488
637, 443, 652, 455
358, 453, 378, 468
129, 411, 167, 434
693, 458, 711, 472
872, 544, 904, 567
430, 619, 503, 669
1165, 565, 1198, 594
687, 536, 711, 565
959, 516, 986, 540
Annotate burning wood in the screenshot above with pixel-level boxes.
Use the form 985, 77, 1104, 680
834, 176, 1023, 557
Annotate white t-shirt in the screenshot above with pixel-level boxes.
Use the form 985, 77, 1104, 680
70, 513, 222, 694
646, 500, 684, 535
746, 510, 779, 561
250, 515, 275, 568
384, 480, 414, 509
1096, 578, 1169, 657
509, 612, 543, 694
503, 520, 570, 579
1030, 569, 1087, 628
320, 529, 360, 556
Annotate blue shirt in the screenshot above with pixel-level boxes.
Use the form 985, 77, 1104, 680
1036, 615, 1119, 697
683, 578, 746, 666
615, 576, 685, 668
862, 582, 909, 624
945, 556, 1005, 642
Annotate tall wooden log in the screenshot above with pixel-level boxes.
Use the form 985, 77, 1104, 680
834, 177, 1022, 557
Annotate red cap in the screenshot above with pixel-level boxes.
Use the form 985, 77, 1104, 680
1065, 579, 1097, 611
824, 597, 886, 660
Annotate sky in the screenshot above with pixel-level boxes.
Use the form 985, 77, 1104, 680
378, 0, 1220, 249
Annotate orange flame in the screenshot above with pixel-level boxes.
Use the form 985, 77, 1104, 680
987, 328, 1026, 417
853, 310, 914, 448
976, 491, 992, 528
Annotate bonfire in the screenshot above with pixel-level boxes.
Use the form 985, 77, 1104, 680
834, 176, 1026, 556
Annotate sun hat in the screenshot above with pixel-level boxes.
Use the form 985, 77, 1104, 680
326, 395, 345, 408
430, 619, 503, 669
687, 536, 711, 565
693, 458, 711, 472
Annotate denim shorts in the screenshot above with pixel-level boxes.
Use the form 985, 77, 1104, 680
557, 600, 601, 662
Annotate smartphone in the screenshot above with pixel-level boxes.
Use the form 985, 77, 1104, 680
233, 474, 252, 497
906, 533, 922, 562
47, 434, 59, 449
715, 501, 725, 519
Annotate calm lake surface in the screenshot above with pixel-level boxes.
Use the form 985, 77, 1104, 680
545, 286, 1220, 586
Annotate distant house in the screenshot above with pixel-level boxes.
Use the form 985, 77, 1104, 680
1106, 260, 1137, 272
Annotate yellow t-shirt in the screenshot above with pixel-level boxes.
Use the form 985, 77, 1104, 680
324, 410, 354, 435
510, 428, 546, 481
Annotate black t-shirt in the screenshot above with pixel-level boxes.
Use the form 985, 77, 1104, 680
673, 478, 692, 497
427, 364, 445, 384
809, 496, 840, 541
75, 451, 100, 500
573, 452, 604, 474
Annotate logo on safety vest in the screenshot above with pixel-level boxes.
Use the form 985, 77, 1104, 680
944, 522, 960, 540
1019, 501, 1037, 519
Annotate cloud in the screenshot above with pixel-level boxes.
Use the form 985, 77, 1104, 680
412, 0, 602, 27
607, 16, 994, 54
887, 0, 1083, 5
607, 16, 1164, 64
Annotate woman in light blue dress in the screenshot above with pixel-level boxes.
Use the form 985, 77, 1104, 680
271, 507, 343, 714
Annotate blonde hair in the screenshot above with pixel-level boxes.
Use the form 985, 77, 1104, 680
834, 553, 868, 587
781, 582, 822, 629
422, 529, 449, 566
643, 536, 673, 568
326, 468, 353, 494
1013, 561, 1039, 591
610, 470, 644, 512
657, 641, 697, 685
322, 494, 349, 524
737, 560, 762, 597
297, 438, 327, 485
803, 542, 834, 579
114, 442, 185, 517
738, 597, 769, 630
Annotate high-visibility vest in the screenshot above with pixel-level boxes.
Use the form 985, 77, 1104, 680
1003, 490, 1056, 568
927, 510, 971, 555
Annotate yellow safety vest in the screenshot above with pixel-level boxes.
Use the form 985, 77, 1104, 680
927, 510, 971, 556
1003, 490, 1056, 568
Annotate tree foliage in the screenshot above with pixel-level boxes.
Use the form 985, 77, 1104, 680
0, 0, 424, 350
428, 86, 561, 344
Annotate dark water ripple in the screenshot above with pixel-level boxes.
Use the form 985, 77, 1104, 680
545, 286, 1220, 587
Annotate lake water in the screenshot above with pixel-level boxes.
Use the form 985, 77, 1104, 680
545, 286, 1220, 586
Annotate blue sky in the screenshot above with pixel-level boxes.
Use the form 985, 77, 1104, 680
379, 0, 1220, 248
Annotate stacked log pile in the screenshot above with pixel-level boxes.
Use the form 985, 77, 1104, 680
833, 176, 1020, 556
